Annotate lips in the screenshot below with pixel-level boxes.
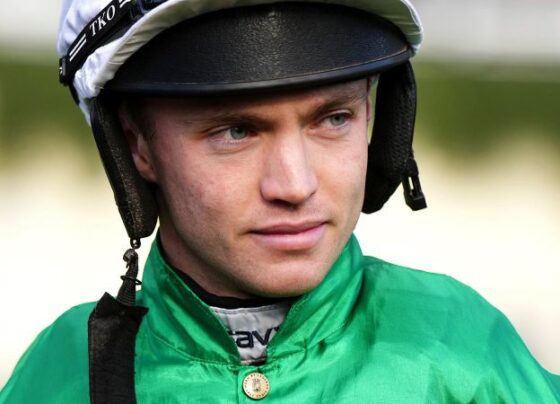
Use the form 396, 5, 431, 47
249, 221, 327, 251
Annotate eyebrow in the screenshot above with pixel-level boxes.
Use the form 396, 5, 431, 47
177, 86, 369, 127
310, 91, 368, 117
178, 111, 273, 130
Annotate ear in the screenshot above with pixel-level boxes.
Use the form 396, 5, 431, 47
366, 75, 377, 125
118, 107, 158, 183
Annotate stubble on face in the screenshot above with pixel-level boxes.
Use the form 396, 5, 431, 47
136, 80, 370, 298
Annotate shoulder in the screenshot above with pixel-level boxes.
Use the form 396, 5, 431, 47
358, 255, 518, 345
38, 301, 95, 344
360, 255, 490, 318
0, 302, 95, 403
359, 256, 509, 354
357, 255, 560, 401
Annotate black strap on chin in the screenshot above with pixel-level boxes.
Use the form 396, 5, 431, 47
88, 240, 148, 404
362, 61, 427, 213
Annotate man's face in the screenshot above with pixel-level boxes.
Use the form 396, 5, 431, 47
126, 80, 370, 298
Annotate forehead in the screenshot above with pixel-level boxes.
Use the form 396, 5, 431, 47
142, 79, 370, 118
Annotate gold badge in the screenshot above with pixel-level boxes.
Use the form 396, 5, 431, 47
242, 372, 270, 400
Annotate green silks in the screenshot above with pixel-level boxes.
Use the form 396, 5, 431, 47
2, 235, 559, 403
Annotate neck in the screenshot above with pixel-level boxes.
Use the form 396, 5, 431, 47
171, 264, 292, 309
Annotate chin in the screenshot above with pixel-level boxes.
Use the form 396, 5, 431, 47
240, 259, 333, 298
245, 234, 350, 298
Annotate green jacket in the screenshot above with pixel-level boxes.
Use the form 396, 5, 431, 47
2, 235, 559, 403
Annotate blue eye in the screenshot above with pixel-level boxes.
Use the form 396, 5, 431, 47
227, 126, 248, 140
327, 114, 348, 127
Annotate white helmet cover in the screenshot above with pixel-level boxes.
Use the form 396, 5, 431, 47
57, 0, 423, 121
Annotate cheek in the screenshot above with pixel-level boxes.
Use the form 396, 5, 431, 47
156, 147, 256, 230
166, 162, 224, 221
316, 133, 368, 203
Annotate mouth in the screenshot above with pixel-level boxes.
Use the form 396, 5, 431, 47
249, 221, 327, 251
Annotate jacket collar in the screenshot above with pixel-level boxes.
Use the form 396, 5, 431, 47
140, 234, 364, 364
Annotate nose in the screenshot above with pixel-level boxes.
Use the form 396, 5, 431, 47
260, 131, 318, 206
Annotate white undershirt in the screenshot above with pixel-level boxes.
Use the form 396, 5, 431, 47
211, 302, 291, 364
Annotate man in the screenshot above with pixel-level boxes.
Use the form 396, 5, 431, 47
1, 0, 559, 402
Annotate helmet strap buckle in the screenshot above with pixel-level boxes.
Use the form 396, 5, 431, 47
402, 156, 427, 211
117, 238, 142, 306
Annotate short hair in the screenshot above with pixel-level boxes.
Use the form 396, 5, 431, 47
117, 95, 155, 140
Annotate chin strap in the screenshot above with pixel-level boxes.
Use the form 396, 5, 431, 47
88, 239, 148, 404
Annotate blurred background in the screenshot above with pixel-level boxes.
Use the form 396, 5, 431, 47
1, 0, 559, 387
